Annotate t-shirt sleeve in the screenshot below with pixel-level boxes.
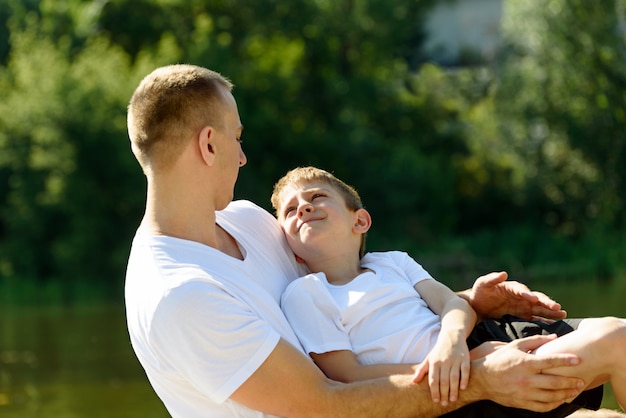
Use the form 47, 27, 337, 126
280, 275, 351, 355
388, 251, 433, 287
151, 281, 280, 404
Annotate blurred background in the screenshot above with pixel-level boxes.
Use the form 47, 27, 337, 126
0, 0, 624, 416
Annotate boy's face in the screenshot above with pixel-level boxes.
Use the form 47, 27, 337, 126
276, 181, 362, 262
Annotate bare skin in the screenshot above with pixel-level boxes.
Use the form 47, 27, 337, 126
534, 317, 626, 410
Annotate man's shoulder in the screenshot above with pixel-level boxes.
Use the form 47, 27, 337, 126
222, 199, 266, 214
219, 200, 275, 224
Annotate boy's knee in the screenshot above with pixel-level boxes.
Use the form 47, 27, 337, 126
598, 317, 626, 347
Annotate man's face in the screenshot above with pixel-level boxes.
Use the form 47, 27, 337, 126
213, 89, 246, 209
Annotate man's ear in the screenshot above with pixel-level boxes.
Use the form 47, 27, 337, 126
198, 125, 216, 166
353, 208, 372, 234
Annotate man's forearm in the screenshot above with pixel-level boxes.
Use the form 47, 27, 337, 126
325, 337, 585, 417
325, 373, 480, 418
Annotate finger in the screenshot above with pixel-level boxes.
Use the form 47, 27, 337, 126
437, 366, 450, 405
459, 358, 470, 391
512, 334, 559, 353
448, 365, 460, 402
532, 305, 567, 320
534, 373, 584, 393
413, 361, 429, 383
530, 315, 557, 324
477, 271, 508, 286
530, 352, 583, 374
429, 366, 441, 403
505, 383, 583, 411
530, 291, 562, 310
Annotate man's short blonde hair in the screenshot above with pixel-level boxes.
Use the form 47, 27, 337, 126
127, 64, 233, 173
271, 166, 367, 257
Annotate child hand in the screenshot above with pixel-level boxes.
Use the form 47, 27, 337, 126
416, 339, 471, 405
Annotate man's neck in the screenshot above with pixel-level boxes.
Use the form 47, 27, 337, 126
142, 181, 220, 249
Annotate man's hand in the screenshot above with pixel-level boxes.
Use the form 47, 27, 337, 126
473, 334, 584, 411
462, 271, 567, 321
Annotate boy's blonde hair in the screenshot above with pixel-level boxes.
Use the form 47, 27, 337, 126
127, 64, 233, 173
271, 166, 367, 257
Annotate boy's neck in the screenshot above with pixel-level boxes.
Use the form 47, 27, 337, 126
306, 255, 369, 285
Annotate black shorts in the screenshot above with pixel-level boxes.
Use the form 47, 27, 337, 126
439, 315, 603, 418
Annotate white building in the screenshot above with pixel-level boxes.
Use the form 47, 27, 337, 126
423, 0, 503, 66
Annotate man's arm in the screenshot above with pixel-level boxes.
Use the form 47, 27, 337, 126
459, 271, 567, 320
230, 337, 584, 417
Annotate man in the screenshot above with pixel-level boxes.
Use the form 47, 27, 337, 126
125, 64, 587, 417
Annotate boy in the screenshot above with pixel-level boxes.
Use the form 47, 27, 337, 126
272, 166, 626, 415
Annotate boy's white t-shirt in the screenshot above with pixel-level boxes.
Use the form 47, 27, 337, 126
125, 200, 306, 418
281, 251, 441, 365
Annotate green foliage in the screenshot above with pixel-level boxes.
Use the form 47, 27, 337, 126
488, 1, 626, 232
0, 9, 178, 294
0, 0, 625, 303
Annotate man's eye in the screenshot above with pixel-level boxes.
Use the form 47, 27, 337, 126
236, 136, 243, 144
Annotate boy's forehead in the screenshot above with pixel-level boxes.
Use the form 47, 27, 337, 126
284, 180, 327, 193
280, 180, 327, 201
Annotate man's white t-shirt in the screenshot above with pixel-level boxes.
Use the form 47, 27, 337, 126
281, 251, 441, 365
125, 200, 306, 417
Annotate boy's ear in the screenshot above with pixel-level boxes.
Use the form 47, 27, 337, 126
198, 125, 216, 166
353, 208, 372, 234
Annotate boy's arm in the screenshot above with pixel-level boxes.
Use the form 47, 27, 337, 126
414, 278, 478, 405
310, 349, 419, 383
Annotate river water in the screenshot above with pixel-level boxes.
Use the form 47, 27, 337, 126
1, 282, 622, 416
0, 304, 168, 417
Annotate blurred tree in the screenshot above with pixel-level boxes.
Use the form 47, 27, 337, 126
1, 0, 624, 297
468, 0, 626, 235
0, 13, 175, 295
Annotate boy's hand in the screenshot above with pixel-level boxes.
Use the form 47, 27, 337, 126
413, 336, 470, 406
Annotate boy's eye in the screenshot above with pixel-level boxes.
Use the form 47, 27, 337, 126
283, 207, 295, 217
312, 193, 326, 199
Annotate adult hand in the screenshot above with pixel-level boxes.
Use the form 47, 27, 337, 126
474, 334, 584, 411
464, 271, 567, 321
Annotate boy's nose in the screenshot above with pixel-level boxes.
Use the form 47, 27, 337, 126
298, 204, 313, 216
